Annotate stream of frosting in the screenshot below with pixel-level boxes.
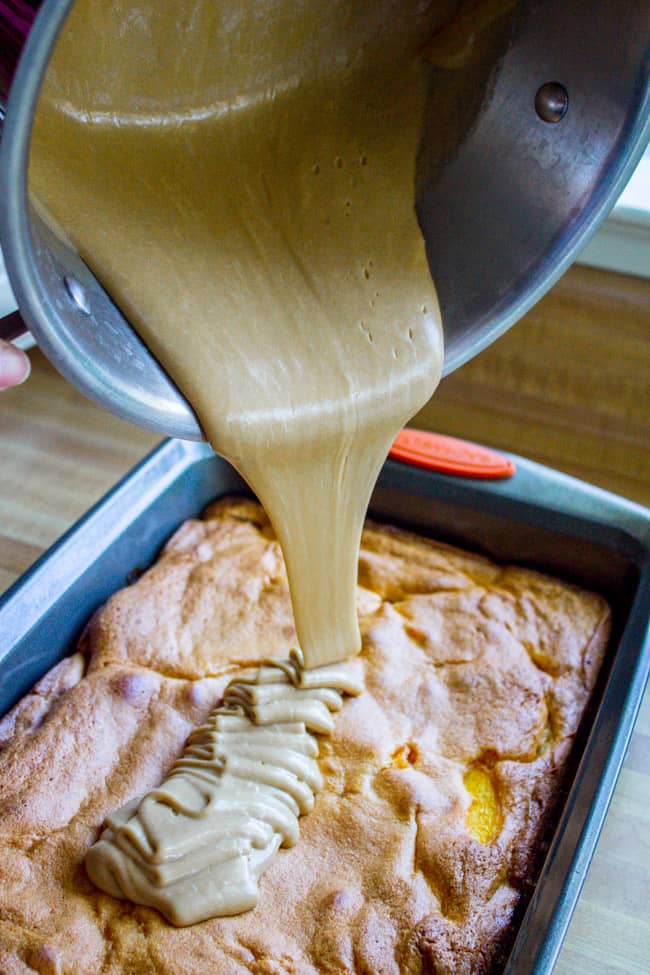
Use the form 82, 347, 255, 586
85, 651, 361, 925
29, 0, 445, 669
29, 0, 513, 926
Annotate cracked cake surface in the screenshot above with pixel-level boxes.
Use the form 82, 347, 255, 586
0, 497, 610, 974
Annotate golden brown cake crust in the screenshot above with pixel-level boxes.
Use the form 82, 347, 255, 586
0, 497, 610, 975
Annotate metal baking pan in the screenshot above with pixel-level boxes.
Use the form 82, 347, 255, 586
1, 437, 648, 974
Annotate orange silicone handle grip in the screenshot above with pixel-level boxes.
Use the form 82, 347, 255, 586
389, 428, 515, 480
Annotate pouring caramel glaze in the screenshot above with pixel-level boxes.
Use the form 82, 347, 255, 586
85, 651, 362, 925
29, 0, 446, 668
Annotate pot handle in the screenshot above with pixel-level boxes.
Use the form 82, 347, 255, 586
0, 309, 27, 341
0, 1, 42, 108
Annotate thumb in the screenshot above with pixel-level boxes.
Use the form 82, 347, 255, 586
0, 339, 31, 389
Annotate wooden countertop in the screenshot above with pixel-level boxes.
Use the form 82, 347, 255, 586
1, 264, 648, 973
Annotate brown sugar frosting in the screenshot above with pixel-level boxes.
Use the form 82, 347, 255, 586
85, 650, 363, 925
0, 498, 610, 974
29, 0, 448, 670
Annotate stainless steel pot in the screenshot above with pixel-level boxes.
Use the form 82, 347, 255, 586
0, 0, 648, 440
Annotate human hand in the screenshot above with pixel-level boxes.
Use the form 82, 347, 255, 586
0, 339, 31, 389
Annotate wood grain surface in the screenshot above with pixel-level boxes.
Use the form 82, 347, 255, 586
0, 263, 648, 973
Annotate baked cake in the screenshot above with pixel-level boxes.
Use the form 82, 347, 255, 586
0, 497, 610, 974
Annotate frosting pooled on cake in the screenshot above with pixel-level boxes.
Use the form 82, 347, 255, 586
85, 650, 362, 925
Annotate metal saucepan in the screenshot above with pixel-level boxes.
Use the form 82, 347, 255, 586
0, 0, 648, 440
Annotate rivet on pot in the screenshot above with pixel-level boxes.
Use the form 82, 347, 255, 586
535, 82, 569, 123
63, 276, 91, 315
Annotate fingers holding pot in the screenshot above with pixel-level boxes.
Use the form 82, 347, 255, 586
0, 340, 30, 389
